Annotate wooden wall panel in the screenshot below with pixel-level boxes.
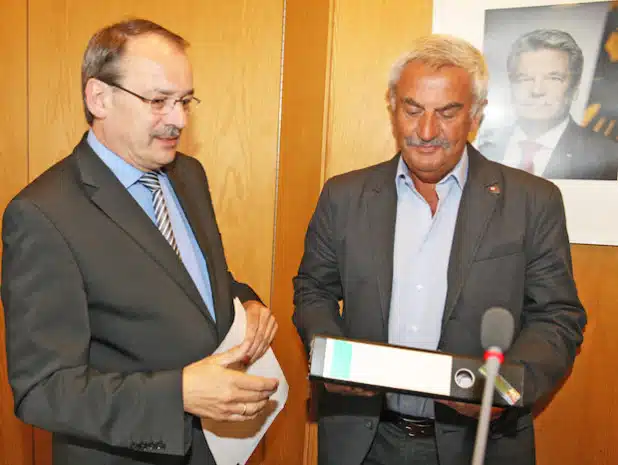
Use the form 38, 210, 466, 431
269, 1, 334, 464
324, 0, 433, 179
534, 245, 618, 465
26, 1, 284, 464
0, 1, 33, 464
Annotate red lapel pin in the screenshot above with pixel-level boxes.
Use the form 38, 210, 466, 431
488, 184, 501, 195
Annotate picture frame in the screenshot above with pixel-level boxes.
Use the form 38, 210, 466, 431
433, 0, 618, 246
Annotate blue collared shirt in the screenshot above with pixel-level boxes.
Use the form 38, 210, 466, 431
87, 130, 216, 321
386, 149, 468, 418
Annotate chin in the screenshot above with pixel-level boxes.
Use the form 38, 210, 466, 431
530, 114, 559, 122
517, 107, 562, 121
155, 150, 177, 168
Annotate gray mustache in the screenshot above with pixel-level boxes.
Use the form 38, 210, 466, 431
404, 136, 450, 149
153, 126, 181, 138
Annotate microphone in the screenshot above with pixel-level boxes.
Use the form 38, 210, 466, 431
471, 307, 515, 465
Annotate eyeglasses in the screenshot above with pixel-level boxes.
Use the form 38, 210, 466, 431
103, 81, 201, 115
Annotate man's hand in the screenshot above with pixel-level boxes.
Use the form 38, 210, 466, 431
324, 383, 377, 397
182, 343, 279, 421
243, 300, 277, 364
437, 400, 503, 420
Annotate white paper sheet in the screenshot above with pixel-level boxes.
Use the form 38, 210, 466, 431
201, 298, 288, 465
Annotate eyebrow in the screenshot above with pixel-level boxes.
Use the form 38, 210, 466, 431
154, 88, 195, 97
515, 71, 568, 78
401, 97, 464, 112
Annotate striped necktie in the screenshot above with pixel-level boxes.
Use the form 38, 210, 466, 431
139, 171, 180, 257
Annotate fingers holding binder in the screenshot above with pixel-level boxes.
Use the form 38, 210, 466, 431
324, 382, 377, 397
437, 399, 503, 420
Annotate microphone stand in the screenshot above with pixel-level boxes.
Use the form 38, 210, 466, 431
471, 347, 502, 465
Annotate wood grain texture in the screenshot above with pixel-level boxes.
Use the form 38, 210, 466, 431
534, 244, 618, 465
0, 1, 33, 464
33, 429, 51, 465
269, 1, 333, 464
324, 0, 433, 179
27, 1, 283, 463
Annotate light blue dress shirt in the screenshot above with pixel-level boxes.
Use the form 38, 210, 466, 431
87, 130, 216, 321
386, 150, 468, 418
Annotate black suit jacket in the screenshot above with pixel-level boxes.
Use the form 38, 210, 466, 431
1, 134, 260, 465
292, 145, 586, 465
478, 118, 618, 180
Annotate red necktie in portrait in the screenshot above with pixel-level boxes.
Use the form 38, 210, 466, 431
517, 140, 544, 173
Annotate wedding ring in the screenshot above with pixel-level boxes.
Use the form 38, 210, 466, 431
241, 403, 247, 416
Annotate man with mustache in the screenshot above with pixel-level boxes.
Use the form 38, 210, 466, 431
2, 19, 279, 465
293, 34, 585, 465
479, 28, 617, 180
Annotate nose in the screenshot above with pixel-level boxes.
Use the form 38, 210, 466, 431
530, 77, 546, 97
164, 100, 187, 129
417, 112, 439, 142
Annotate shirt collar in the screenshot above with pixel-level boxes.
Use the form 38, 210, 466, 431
86, 129, 145, 188
396, 146, 469, 190
513, 117, 569, 149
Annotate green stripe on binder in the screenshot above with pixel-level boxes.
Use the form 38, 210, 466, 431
329, 340, 353, 379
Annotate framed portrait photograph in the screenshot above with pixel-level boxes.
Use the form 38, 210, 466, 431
433, 0, 618, 245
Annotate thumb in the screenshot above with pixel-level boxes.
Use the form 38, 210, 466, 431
212, 342, 250, 367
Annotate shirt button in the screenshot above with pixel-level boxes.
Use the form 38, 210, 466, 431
416, 284, 423, 290
364, 420, 374, 429
411, 325, 418, 332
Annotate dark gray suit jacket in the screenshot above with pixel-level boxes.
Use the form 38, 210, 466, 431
293, 145, 586, 465
1, 135, 260, 465
478, 118, 618, 180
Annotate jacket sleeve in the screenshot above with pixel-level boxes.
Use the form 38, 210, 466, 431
507, 186, 587, 406
292, 180, 346, 354
1, 198, 193, 456
231, 276, 262, 304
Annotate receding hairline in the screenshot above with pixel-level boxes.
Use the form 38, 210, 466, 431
115, 32, 190, 69
81, 19, 190, 125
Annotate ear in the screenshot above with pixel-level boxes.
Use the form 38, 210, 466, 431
85, 78, 112, 121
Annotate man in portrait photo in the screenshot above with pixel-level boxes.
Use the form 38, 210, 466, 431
479, 28, 618, 180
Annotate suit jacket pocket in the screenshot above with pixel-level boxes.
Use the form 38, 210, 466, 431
473, 241, 523, 263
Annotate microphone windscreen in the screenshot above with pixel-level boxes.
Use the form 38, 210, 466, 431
481, 307, 515, 351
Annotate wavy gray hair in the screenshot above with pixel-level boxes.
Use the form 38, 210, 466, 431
507, 29, 583, 93
388, 34, 489, 117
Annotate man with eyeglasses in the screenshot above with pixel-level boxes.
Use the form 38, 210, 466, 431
1, 19, 279, 465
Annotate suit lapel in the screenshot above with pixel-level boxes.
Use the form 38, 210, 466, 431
74, 137, 215, 325
164, 160, 233, 335
364, 156, 399, 331
544, 119, 579, 178
442, 145, 502, 328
